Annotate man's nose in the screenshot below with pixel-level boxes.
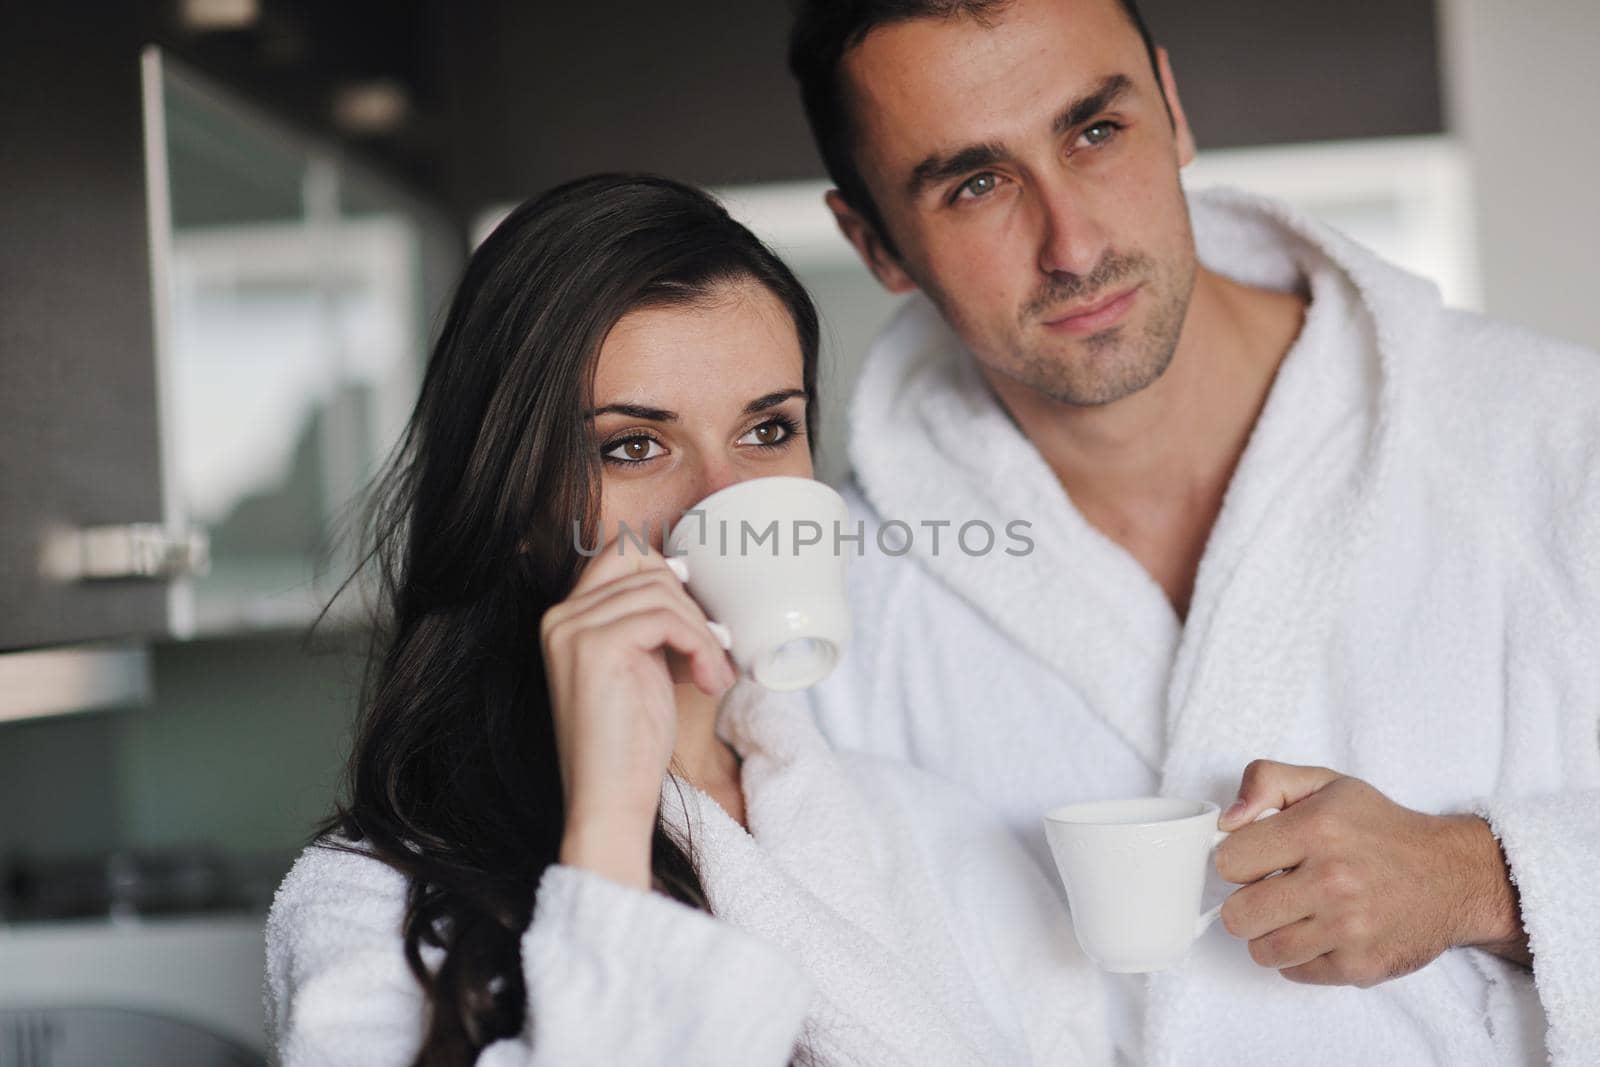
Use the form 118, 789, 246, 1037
1034, 177, 1110, 278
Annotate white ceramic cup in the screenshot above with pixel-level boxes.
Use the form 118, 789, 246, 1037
1042, 796, 1233, 973
665, 476, 851, 691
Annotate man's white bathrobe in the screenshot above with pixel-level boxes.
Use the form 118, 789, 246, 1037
808, 187, 1599, 1066
265, 683, 1110, 1066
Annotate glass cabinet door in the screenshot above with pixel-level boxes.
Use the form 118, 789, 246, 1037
146, 49, 460, 635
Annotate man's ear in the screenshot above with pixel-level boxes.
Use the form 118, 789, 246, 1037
1155, 47, 1197, 168
825, 190, 917, 295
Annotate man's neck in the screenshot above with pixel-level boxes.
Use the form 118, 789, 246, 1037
981, 267, 1307, 620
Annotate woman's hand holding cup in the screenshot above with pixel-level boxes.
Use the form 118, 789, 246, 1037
540, 537, 737, 890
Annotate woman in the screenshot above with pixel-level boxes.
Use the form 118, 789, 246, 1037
266, 174, 1107, 1066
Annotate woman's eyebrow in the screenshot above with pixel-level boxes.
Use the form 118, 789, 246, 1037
585, 402, 677, 421
742, 389, 807, 415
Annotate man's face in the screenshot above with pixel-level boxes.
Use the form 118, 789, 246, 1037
840, 0, 1199, 406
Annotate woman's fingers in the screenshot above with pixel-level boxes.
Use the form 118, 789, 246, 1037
568, 535, 680, 597
548, 575, 733, 693
543, 534, 733, 698
573, 605, 735, 697
551, 566, 694, 626
546, 570, 715, 657
543, 547, 701, 644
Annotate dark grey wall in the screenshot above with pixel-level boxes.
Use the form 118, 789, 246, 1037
430, 1, 817, 219
431, 0, 1443, 220
0, 6, 172, 650
1143, 0, 1444, 148
21, 2, 1441, 229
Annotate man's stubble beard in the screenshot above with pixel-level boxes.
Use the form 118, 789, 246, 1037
1013, 248, 1197, 407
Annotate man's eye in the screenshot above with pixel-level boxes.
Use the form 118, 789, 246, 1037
955, 173, 1002, 201
601, 435, 665, 464
1079, 121, 1123, 148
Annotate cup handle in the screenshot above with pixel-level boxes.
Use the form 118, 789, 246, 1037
1195, 807, 1281, 938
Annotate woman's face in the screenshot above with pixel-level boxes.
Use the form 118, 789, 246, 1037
590, 277, 813, 549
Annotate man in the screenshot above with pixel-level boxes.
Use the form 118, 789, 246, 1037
787, 1, 1599, 1063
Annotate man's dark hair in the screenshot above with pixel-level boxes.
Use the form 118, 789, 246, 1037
788, 0, 1161, 250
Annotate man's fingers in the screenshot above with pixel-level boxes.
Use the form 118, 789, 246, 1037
1278, 952, 1347, 986
1219, 759, 1343, 830
1215, 811, 1306, 885
1247, 916, 1330, 972
1220, 870, 1311, 941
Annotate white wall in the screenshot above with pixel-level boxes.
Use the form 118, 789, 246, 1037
1438, 0, 1600, 348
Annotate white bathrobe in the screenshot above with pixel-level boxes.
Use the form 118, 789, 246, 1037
807, 187, 1599, 1066
265, 682, 1110, 1066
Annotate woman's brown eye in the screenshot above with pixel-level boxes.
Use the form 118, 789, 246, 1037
601, 435, 664, 464
737, 418, 797, 450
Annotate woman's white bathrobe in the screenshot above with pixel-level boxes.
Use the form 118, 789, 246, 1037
265, 683, 1110, 1066
808, 187, 1600, 1065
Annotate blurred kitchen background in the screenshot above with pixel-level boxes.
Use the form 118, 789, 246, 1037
1, 0, 1596, 1060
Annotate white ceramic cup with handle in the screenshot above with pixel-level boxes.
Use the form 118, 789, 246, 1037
1042, 796, 1237, 973
665, 476, 851, 691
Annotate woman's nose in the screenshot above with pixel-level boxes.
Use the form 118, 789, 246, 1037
674, 459, 738, 514
692, 462, 743, 503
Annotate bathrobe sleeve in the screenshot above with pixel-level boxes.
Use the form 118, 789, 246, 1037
265, 843, 815, 1067
1475, 792, 1600, 1064
1468, 342, 1600, 1065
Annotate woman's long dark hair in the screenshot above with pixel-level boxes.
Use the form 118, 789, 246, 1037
319, 174, 820, 1063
